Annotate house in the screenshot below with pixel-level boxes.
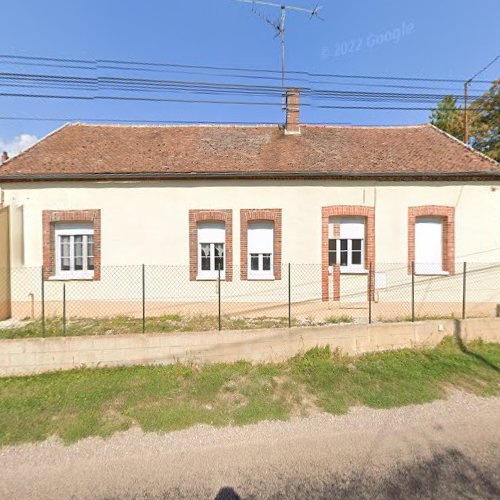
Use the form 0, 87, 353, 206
0, 89, 499, 321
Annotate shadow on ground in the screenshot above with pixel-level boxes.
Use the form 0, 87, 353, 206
147, 447, 500, 499
454, 319, 499, 372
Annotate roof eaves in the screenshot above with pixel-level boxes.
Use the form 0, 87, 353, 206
429, 123, 500, 167
2, 169, 500, 182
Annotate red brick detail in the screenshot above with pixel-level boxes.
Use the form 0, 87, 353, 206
321, 206, 375, 302
408, 206, 455, 275
285, 88, 300, 134
189, 210, 233, 281
42, 209, 101, 280
240, 209, 282, 280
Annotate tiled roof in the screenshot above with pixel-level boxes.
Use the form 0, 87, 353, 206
0, 122, 498, 179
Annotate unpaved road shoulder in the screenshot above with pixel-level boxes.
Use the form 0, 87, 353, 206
1, 393, 499, 499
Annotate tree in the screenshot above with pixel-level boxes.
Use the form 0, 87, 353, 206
430, 80, 499, 162
470, 79, 500, 162
429, 95, 464, 142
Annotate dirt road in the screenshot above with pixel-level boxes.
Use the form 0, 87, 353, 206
1, 393, 499, 499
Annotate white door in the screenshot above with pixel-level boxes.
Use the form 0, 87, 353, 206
415, 217, 443, 274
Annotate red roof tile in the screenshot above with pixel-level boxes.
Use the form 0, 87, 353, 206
0, 122, 498, 180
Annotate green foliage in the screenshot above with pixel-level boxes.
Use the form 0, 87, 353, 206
430, 80, 500, 162
0, 338, 498, 446
470, 79, 500, 161
430, 95, 464, 141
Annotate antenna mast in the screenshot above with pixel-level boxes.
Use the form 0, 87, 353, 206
237, 0, 323, 110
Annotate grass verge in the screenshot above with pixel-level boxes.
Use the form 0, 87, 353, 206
0, 337, 498, 446
0, 314, 354, 339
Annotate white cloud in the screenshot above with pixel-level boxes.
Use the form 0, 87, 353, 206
0, 133, 38, 158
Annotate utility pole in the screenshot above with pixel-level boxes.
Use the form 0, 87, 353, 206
464, 79, 470, 144
463, 52, 500, 145
237, 0, 323, 110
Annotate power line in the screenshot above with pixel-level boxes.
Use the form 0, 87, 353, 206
0, 53, 495, 84
0, 72, 485, 102
468, 52, 500, 82
0, 61, 488, 92
0, 115, 351, 125
0, 91, 486, 111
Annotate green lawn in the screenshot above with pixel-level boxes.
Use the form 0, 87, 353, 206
0, 337, 498, 446
0, 314, 354, 339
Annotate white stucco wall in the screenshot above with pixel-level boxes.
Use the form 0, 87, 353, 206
3, 179, 500, 266
1, 179, 500, 311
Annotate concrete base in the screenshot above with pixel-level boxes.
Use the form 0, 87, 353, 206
9, 299, 499, 322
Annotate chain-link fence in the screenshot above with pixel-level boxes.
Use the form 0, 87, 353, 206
1, 262, 499, 337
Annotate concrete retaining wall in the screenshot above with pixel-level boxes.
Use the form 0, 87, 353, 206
0, 318, 499, 377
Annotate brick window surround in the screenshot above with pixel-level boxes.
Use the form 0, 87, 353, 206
408, 206, 455, 275
189, 209, 233, 281
42, 209, 101, 280
240, 209, 282, 280
321, 206, 375, 302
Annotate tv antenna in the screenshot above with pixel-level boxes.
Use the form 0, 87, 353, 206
236, 0, 323, 110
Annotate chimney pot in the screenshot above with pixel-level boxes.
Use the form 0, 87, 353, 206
1, 151, 8, 164
285, 88, 301, 135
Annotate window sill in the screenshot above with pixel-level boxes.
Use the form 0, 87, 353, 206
248, 274, 275, 281
49, 274, 94, 281
196, 275, 226, 281
415, 271, 449, 276
329, 267, 368, 275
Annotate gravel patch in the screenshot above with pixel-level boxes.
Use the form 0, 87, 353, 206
0, 392, 499, 499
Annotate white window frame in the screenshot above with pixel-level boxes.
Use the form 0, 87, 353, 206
328, 217, 366, 274
248, 221, 274, 280
54, 223, 95, 280
197, 222, 226, 280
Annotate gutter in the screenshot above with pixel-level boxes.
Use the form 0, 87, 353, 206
1, 170, 500, 182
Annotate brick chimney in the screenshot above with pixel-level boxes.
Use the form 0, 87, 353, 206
285, 88, 301, 135
1, 151, 8, 164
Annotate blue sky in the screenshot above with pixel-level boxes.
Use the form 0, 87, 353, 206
0, 0, 498, 154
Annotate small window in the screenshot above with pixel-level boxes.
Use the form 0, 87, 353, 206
54, 223, 94, 279
248, 221, 274, 279
328, 217, 365, 272
198, 222, 225, 279
415, 217, 445, 275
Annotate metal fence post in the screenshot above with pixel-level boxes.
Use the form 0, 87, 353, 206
368, 262, 372, 324
462, 262, 467, 320
62, 283, 67, 336
411, 261, 415, 322
218, 268, 221, 331
41, 266, 45, 337
288, 263, 291, 328
142, 264, 146, 334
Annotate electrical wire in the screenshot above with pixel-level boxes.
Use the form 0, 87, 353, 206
468, 52, 500, 82
0, 53, 495, 84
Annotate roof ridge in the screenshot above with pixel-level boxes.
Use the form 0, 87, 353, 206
429, 123, 499, 167
72, 122, 429, 130
75, 123, 279, 128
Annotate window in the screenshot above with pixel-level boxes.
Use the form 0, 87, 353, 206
415, 217, 446, 275
248, 221, 274, 279
197, 222, 225, 279
328, 217, 365, 272
54, 223, 94, 279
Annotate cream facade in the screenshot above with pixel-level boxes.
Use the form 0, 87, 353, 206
3, 179, 500, 268
0, 178, 499, 320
